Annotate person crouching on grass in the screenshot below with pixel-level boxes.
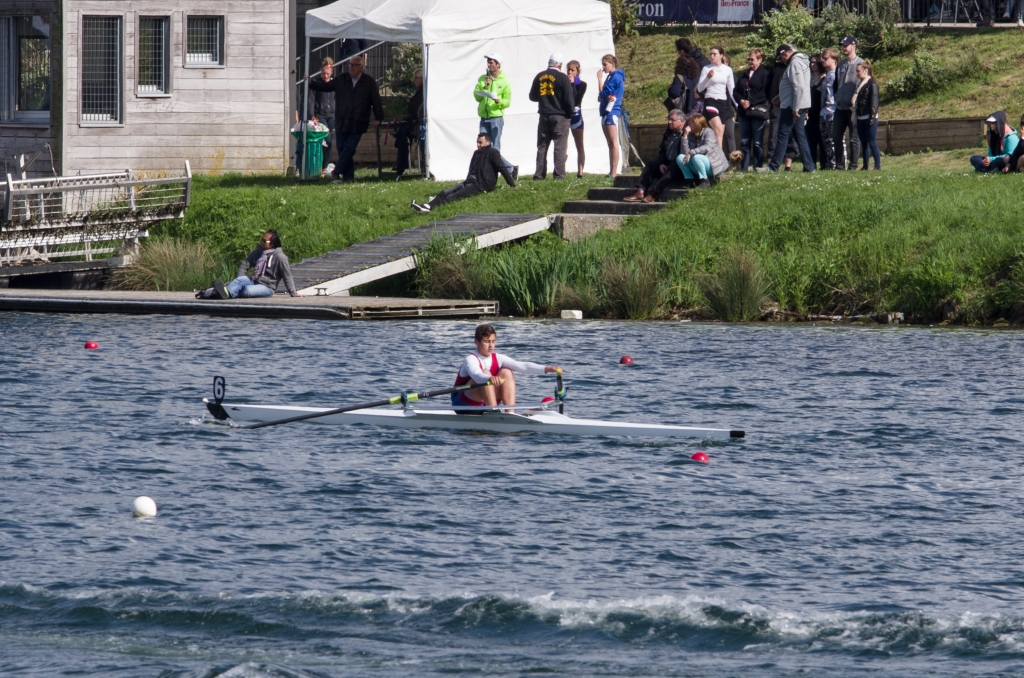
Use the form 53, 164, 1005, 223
212, 230, 300, 299
453, 324, 562, 412
411, 133, 516, 213
677, 114, 729, 188
973, 111, 1020, 173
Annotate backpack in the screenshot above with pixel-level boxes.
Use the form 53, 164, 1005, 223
663, 74, 688, 113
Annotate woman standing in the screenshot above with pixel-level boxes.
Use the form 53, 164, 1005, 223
666, 52, 701, 114
853, 60, 881, 170
567, 60, 588, 178
696, 46, 736, 150
735, 48, 769, 170
676, 114, 729, 188
597, 54, 625, 179
806, 54, 825, 171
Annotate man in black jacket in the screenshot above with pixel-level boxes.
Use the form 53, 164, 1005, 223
394, 69, 423, 179
309, 55, 383, 183
529, 53, 576, 180
411, 134, 516, 212
623, 110, 686, 203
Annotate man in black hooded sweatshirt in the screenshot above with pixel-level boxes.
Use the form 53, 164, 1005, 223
411, 133, 516, 212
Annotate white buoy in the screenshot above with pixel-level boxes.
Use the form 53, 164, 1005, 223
560, 310, 583, 320
132, 496, 158, 518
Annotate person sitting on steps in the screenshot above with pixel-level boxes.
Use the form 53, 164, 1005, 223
677, 114, 729, 188
624, 109, 687, 203
411, 133, 516, 213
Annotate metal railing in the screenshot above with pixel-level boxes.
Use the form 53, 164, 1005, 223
1, 161, 191, 266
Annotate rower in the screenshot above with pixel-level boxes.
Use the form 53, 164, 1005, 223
453, 324, 561, 412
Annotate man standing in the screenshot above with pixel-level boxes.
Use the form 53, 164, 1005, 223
819, 48, 838, 170
832, 36, 864, 171
309, 55, 383, 183
529, 53, 575, 180
768, 45, 815, 173
475, 53, 516, 179
394, 68, 423, 180
766, 46, 796, 170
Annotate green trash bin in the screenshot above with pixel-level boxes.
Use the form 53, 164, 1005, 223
291, 128, 330, 179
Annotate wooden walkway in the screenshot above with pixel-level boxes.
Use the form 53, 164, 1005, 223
0, 289, 497, 320
291, 213, 551, 296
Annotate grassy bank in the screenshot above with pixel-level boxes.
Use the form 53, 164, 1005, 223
413, 150, 1024, 325
149, 172, 606, 269
619, 26, 1024, 124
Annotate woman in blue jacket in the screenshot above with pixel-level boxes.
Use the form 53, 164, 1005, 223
597, 54, 625, 178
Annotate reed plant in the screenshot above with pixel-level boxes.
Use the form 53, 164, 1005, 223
698, 248, 771, 322
600, 256, 666, 320
118, 238, 218, 291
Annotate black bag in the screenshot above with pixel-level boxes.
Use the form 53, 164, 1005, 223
662, 74, 688, 113
747, 104, 770, 120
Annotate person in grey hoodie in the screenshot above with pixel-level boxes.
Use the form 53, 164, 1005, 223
214, 231, 300, 299
768, 45, 815, 172
832, 36, 864, 170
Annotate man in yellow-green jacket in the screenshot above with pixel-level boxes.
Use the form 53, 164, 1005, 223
474, 53, 516, 179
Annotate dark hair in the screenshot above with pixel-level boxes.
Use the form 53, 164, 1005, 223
809, 54, 823, 74
264, 230, 281, 248
675, 37, 693, 53
475, 324, 496, 341
477, 133, 492, 144
674, 53, 700, 79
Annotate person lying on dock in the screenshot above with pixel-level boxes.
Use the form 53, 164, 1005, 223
211, 230, 300, 299
453, 323, 561, 412
411, 133, 516, 213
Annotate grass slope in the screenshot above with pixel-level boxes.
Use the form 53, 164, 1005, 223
155, 172, 606, 266
618, 26, 1024, 124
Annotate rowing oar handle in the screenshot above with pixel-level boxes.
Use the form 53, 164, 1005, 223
555, 368, 566, 415
232, 381, 490, 430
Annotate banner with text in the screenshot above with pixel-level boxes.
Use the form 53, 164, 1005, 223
635, 0, 753, 23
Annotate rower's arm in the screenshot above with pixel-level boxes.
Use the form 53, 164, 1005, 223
499, 356, 548, 376
464, 356, 493, 384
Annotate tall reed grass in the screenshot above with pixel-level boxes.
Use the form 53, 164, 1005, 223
118, 238, 220, 291
698, 248, 770, 322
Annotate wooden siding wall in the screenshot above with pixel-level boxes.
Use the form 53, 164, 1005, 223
1, 1, 60, 178
63, 0, 288, 175
631, 118, 986, 162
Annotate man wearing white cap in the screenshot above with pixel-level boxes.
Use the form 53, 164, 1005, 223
529, 53, 576, 180
475, 53, 516, 179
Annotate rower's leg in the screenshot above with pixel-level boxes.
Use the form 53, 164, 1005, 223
465, 383, 498, 406
497, 368, 516, 406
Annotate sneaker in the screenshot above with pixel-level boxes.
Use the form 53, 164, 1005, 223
696, 179, 711, 189
213, 279, 231, 300
411, 200, 431, 213
325, 163, 335, 175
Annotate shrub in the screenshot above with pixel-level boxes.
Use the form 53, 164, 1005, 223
118, 238, 218, 291
884, 51, 982, 100
413, 233, 491, 300
600, 256, 666, 319
746, 0, 816, 56
603, 0, 639, 39
699, 248, 771, 322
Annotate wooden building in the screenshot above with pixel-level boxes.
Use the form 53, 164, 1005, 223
1, 0, 294, 177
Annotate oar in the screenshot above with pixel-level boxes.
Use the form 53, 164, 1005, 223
231, 382, 491, 430
554, 368, 566, 414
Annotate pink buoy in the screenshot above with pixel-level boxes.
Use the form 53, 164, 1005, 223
619, 355, 634, 365
84, 341, 99, 350
691, 452, 709, 464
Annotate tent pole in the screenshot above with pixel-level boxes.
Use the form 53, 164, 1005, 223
422, 43, 429, 180
301, 36, 311, 181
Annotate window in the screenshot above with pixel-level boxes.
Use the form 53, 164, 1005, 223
0, 15, 52, 125
186, 16, 224, 67
137, 16, 169, 95
81, 16, 122, 124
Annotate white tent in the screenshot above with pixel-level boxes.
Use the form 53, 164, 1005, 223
305, 0, 617, 181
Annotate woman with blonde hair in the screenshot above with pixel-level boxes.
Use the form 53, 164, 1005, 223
597, 53, 625, 178
567, 60, 588, 177
676, 114, 729, 188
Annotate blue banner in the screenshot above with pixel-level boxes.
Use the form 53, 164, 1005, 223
635, 0, 753, 23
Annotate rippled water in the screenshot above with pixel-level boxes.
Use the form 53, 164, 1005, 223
2, 312, 1024, 677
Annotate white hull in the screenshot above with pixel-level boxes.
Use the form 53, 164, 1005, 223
204, 400, 745, 440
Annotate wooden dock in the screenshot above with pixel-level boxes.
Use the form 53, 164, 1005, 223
0, 289, 497, 320
291, 213, 551, 296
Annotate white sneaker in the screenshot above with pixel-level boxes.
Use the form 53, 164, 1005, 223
325, 163, 335, 175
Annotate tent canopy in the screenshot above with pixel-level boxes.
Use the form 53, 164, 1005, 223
304, 0, 616, 181
305, 0, 612, 45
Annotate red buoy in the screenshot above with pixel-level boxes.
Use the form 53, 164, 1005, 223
691, 452, 709, 464
84, 341, 99, 350
541, 396, 555, 403
619, 355, 634, 365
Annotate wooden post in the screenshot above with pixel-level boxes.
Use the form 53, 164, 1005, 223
301, 36, 311, 181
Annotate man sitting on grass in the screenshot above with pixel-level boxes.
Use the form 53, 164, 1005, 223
211, 230, 300, 299
971, 111, 1019, 173
411, 133, 516, 213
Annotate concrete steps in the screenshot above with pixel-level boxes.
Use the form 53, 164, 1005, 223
561, 199, 664, 215
586, 187, 688, 202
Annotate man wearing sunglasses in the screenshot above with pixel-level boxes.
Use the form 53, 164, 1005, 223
212, 230, 300, 299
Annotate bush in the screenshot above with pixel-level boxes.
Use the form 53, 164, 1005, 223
600, 256, 666, 319
699, 248, 771, 322
413, 233, 491, 300
746, 0, 816, 56
118, 238, 218, 291
884, 51, 982, 100
603, 0, 639, 39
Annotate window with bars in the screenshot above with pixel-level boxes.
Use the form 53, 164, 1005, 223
138, 16, 169, 95
186, 16, 224, 67
81, 16, 122, 124
0, 15, 52, 125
